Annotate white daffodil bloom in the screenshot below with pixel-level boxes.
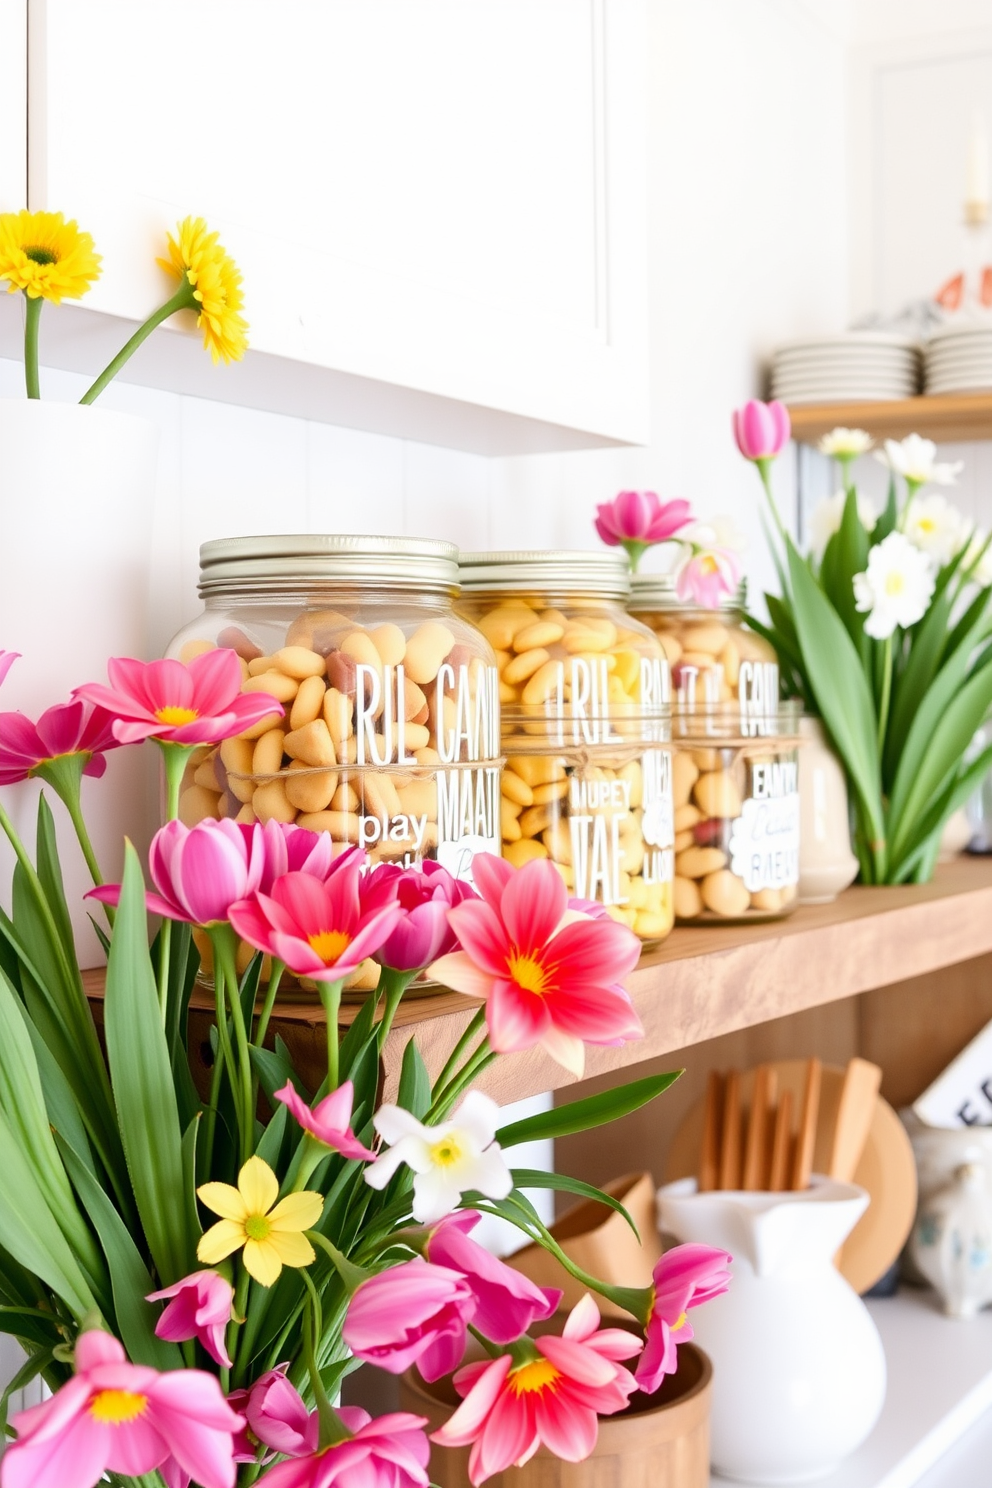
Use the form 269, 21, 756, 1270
817, 427, 873, 458
963, 530, 992, 587
363, 1089, 513, 1223
874, 434, 963, 488
809, 489, 878, 560
682, 514, 747, 553
902, 493, 968, 567
853, 532, 936, 640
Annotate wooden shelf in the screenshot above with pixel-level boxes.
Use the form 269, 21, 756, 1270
786, 393, 992, 445
83, 858, 992, 1105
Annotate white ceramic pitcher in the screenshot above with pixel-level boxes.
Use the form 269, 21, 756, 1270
657, 1177, 886, 1483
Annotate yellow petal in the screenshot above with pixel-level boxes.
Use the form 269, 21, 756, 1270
237, 1156, 279, 1217
242, 1238, 284, 1287
197, 1182, 248, 1222
269, 1230, 316, 1270
268, 1190, 324, 1234
197, 1219, 246, 1266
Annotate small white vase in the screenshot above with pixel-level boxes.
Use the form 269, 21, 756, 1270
906, 1117, 992, 1318
0, 399, 159, 963
657, 1177, 887, 1483
797, 716, 858, 904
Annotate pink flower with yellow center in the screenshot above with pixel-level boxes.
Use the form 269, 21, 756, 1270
75, 649, 282, 746
260, 1407, 431, 1488
432, 1295, 641, 1485
0, 698, 119, 785
635, 1243, 732, 1394
196, 1155, 323, 1288
430, 854, 643, 1078
673, 543, 742, 610
0, 1327, 244, 1488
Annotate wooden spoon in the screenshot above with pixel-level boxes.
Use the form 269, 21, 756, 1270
768, 1087, 794, 1192
791, 1058, 822, 1191
719, 1069, 743, 1190
743, 1065, 777, 1190
699, 1070, 723, 1192
827, 1058, 882, 1182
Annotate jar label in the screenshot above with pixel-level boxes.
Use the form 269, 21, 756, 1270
568, 749, 674, 906
354, 661, 500, 766
729, 760, 800, 890
540, 655, 669, 747
437, 765, 501, 879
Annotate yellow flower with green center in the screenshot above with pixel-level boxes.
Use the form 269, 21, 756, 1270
0, 210, 101, 302
159, 215, 249, 364
197, 1154, 323, 1287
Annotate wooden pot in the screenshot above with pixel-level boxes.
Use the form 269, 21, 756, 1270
401, 1342, 712, 1488
505, 1172, 661, 1319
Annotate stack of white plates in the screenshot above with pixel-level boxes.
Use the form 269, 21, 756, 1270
770, 333, 921, 405
925, 325, 992, 393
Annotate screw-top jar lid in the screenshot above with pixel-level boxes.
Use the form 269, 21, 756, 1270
458, 549, 632, 598
628, 573, 748, 612
198, 534, 460, 595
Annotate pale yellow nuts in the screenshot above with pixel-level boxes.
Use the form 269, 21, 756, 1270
521, 660, 563, 706
369, 623, 407, 666
694, 771, 743, 820
272, 645, 327, 680
296, 810, 360, 842
701, 869, 751, 917
285, 761, 338, 814
404, 622, 455, 684
284, 720, 337, 769
503, 649, 550, 686
242, 671, 299, 703
674, 875, 703, 919
331, 783, 360, 813
179, 638, 215, 664
252, 728, 286, 777
672, 752, 700, 808
238, 711, 284, 741
322, 687, 353, 745
501, 770, 534, 808
252, 779, 297, 824
674, 803, 702, 832
504, 839, 549, 868
675, 845, 728, 878
290, 674, 328, 731
477, 605, 535, 650
751, 887, 785, 912
680, 623, 729, 656
513, 621, 565, 652
193, 756, 221, 791
179, 785, 221, 826
396, 778, 438, 818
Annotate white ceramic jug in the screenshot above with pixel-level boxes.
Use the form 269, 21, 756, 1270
657, 1177, 886, 1483
797, 717, 858, 904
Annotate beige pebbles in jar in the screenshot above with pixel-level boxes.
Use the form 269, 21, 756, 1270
458, 550, 675, 945
166, 535, 501, 990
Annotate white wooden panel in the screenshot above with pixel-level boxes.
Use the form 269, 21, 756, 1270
25, 0, 649, 450
0, 0, 25, 210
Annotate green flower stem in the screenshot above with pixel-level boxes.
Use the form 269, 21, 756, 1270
301, 1273, 349, 1450
225, 1264, 251, 1385
79, 279, 195, 405
203, 1037, 226, 1171
212, 927, 256, 1165
309, 1229, 369, 1292
427, 1040, 496, 1122
755, 457, 787, 545
319, 978, 345, 1090
877, 633, 894, 753
252, 958, 285, 1049
0, 797, 82, 993
31, 753, 104, 888
291, 1135, 331, 1194
431, 1008, 488, 1097
467, 1323, 503, 1360
209, 951, 241, 1156
23, 293, 42, 399
376, 967, 417, 1050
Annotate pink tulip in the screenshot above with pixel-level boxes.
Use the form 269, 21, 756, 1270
0, 1327, 244, 1488
673, 544, 742, 609
343, 1258, 478, 1381
594, 491, 693, 566
430, 854, 643, 1078
275, 1080, 375, 1161
88, 817, 268, 925
229, 863, 403, 984
0, 699, 119, 785
426, 1210, 561, 1344
261, 1407, 431, 1488
732, 399, 791, 462
432, 1295, 641, 1484
257, 821, 362, 891
75, 649, 283, 747
146, 1270, 235, 1369
635, 1244, 732, 1393
0, 651, 19, 689
369, 860, 477, 973
236, 1368, 317, 1457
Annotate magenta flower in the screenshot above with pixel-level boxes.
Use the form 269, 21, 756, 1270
635, 1243, 732, 1394
257, 821, 362, 891
261, 1407, 430, 1488
673, 543, 743, 609
432, 1294, 641, 1485
275, 1079, 375, 1161
88, 817, 268, 926
229, 862, 403, 984
229, 1368, 317, 1458
343, 1258, 477, 1381
75, 649, 282, 747
146, 1270, 235, 1370
732, 399, 791, 462
0, 650, 19, 689
0, 699, 119, 785
0, 1327, 244, 1488
369, 860, 477, 973
594, 491, 693, 569
430, 854, 643, 1078
426, 1210, 561, 1344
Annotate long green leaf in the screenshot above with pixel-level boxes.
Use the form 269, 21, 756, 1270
890, 742, 992, 882
497, 1071, 682, 1148
56, 1134, 181, 1370
819, 489, 870, 664
105, 844, 192, 1286
397, 1037, 431, 1122
0, 1347, 57, 1437
509, 1169, 639, 1238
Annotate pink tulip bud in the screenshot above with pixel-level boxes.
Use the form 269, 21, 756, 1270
732, 400, 791, 462
343, 1258, 478, 1381
147, 1269, 235, 1369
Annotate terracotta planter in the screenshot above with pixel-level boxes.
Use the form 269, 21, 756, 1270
402, 1342, 712, 1488
506, 1172, 661, 1319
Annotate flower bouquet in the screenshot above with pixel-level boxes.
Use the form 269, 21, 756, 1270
0, 645, 730, 1488
734, 402, 992, 883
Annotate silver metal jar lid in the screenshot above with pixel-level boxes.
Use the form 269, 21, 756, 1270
458, 549, 632, 599
198, 534, 460, 596
628, 573, 748, 612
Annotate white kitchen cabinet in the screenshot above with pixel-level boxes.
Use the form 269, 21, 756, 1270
1, 0, 649, 454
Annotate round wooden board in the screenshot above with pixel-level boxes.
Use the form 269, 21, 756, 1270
664, 1059, 917, 1294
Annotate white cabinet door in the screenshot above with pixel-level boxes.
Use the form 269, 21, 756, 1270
22, 0, 648, 453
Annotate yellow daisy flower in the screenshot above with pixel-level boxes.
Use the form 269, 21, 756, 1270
159, 215, 249, 364
0, 210, 101, 303
197, 1155, 323, 1287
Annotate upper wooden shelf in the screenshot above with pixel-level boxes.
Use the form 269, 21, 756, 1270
84, 859, 992, 1105
787, 393, 992, 445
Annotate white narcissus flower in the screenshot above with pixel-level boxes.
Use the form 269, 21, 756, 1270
682, 514, 747, 553
817, 427, 873, 458
874, 434, 963, 488
902, 493, 968, 567
363, 1089, 513, 1223
963, 531, 992, 587
809, 489, 878, 560
853, 532, 936, 640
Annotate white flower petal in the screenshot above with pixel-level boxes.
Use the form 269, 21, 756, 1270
411, 1168, 463, 1224
460, 1142, 513, 1201
540, 1023, 587, 1077
449, 1090, 500, 1148
373, 1103, 431, 1146
363, 1145, 407, 1191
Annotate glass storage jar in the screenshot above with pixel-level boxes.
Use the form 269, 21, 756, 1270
457, 550, 675, 945
166, 534, 502, 988
628, 575, 800, 923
